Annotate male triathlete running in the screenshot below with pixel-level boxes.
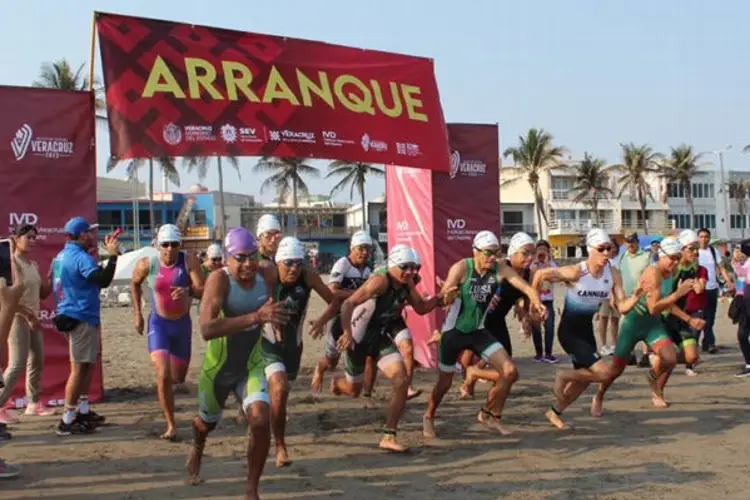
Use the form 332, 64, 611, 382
257, 214, 282, 262
531, 228, 643, 430
424, 230, 546, 437
459, 232, 537, 399
591, 236, 697, 417
311, 230, 372, 392
131, 224, 205, 441
201, 243, 224, 276
261, 236, 338, 468
186, 228, 290, 500
333, 246, 451, 452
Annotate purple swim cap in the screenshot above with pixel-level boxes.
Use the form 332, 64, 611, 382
224, 228, 258, 256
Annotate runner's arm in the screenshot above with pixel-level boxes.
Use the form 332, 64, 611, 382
406, 281, 456, 315
439, 259, 467, 306
199, 271, 263, 340
611, 267, 641, 314
668, 304, 691, 323
643, 266, 692, 315
340, 274, 389, 337
531, 263, 581, 290
130, 257, 150, 320
306, 267, 340, 326
259, 260, 278, 299
501, 263, 543, 308
328, 258, 356, 300
185, 252, 205, 298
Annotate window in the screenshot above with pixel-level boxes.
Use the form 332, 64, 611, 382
139, 210, 150, 226
97, 210, 121, 226
668, 214, 693, 229
731, 214, 747, 229
693, 214, 716, 229
193, 210, 207, 225
502, 211, 523, 224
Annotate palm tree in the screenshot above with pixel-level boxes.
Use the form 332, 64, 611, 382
326, 161, 385, 231
107, 157, 180, 237
502, 128, 567, 238
727, 179, 750, 239
611, 143, 663, 234
183, 156, 241, 240
32, 59, 105, 110
568, 152, 613, 228
659, 144, 707, 225
253, 157, 319, 236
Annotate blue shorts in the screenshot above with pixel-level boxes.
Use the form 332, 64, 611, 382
147, 314, 192, 364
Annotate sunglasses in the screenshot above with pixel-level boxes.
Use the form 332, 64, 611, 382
281, 259, 303, 268
160, 242, 180, 248
595, 245, 613, 253
399, 263, 421, 272
233, 252, 258, 263
686, 246, 699, 253
519, 249, 534, 257
211, 257, 223, 263
475, 247, 501, 257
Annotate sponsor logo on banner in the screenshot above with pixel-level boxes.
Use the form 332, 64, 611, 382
269, 129, 316, 144
361, 134, 388, 153
322, 130, 355, 147
396, 142, 421, 157
163, 123, 182, 145
239, 127, 263, 143
10, 124, 75, 161
220, 124, 237, 143
184, 125, 215, 142
446, 218, 473, 242
8, 213, 63, 241
449, 150, 487, 179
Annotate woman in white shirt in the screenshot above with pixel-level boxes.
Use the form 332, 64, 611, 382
530, 240, 558, 362
0, 225, 54, 425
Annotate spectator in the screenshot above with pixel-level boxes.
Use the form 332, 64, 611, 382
0, 225, 55, 425
697, 228, 735, 354
530, 240, 557, 362
597, 238, 621, 356
51, 217, 120, 436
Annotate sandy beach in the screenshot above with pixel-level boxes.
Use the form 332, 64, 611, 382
1, 287, 749, 500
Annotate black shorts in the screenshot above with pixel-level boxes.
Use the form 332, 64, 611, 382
438, 328, 504, 373
486, 317, 513, 358
557, 313, 601, 369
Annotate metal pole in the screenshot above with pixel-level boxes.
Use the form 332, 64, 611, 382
720, 151, 730, 231
134, 166, 140, 248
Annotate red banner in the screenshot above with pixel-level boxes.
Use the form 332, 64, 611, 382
0, 86, 102, 408
387, 123, 500, 369
96, 12, 450, 172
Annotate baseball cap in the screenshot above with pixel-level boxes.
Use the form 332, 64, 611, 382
256, 214, 281, 235
275, 237, 306, 262
206, 243, 223, 259
225, 227, 258, 256
625, 232, 639, 243
157, 224, 182, 243
64, 217, 98, 238
473, 230, 499, 250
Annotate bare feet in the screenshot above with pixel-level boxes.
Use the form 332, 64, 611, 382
477, 410, 513, 436
422, 414, 436, 438
244, 486, 260, 500
185, 447, 204, 486
407, 387, 422, 400
651, 394, 669, 408
311, 365, 325, 393
330, 376, 342, 396
590, 395, 604, 418
275, 446, 292, 468
379, 433, 408, 453
545, 408, 571, 430
160, 427, 178, 442
459, 367, 477, 400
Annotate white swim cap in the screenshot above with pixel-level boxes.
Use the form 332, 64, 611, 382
585, 228, 610, 250
206, 243, 223, 259
256, 214, 281, 236
275, 236, 306, 262
473, 230, 499, 250
388, 245, 418, 267
157, 224, 181, 244
508, 232, 535, 255
350, 230, 373, 248
660, 236, 682, 256
678, 229, 699, 248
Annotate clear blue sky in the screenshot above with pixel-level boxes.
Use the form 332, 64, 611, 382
2, 1, 748, 203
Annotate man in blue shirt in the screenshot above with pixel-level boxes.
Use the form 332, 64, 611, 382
52, 217, 120, 436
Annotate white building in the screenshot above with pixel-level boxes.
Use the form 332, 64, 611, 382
666, 169, 750, 241
96, 177, 147, 201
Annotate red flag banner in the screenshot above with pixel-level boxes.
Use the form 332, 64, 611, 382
0, 86, 102, 408
96, 12, 450, 171
387, 123, 500, 369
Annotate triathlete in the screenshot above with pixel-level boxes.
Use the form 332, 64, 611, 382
459, 232, 537, 399
531, 228, 642, 430
260, 237, 338, 468
257, 214, 282, 262
591, 236, 696, 416
131, 224, 205, 441
186, 228, 290, 500
311, 230, 372, 392
424, 231, 546, 438
201, 243, 224, 276
332, 246, 452, 452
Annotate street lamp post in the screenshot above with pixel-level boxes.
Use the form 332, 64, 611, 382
714, 145, 732, 236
